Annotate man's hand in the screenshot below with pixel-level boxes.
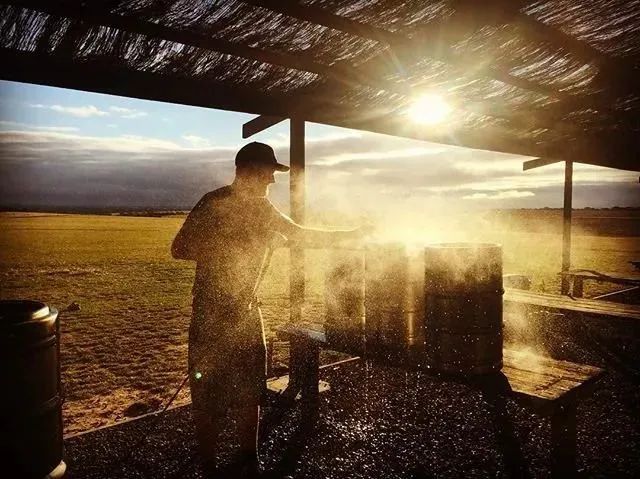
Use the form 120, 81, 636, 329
332, 223, 375, 248
352, 223, 375, 239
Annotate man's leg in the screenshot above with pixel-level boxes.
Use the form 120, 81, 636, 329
231, 405, 261, 475
192, 406, 225, 473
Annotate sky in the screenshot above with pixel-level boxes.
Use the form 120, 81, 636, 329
0, 79, 638, 219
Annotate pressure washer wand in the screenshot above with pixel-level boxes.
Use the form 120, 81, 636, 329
115, 235, 285, 474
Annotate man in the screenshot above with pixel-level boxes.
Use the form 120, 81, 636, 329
172, 142, 367, 477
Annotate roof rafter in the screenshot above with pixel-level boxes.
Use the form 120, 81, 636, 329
241, 0, 571, 101
486, 0, 640, 99
243, 0, 639, 124
2, 45, 638, 171
6, 0, 377, 91
0, 46, 554, 162
504, 0, 639, 72
7, 0, 558, 132
0, 46, 332, 118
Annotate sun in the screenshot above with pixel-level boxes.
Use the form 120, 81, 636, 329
408, 94, 451, 125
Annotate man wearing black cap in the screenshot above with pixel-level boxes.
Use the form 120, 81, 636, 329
172, 142, 367, 477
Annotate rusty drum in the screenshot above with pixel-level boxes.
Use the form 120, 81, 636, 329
365, 244, 425, 353
324, 249, 366, 349
424, 243, 503, 375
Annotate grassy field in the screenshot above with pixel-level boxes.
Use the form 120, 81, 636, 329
0, 210, 638, 435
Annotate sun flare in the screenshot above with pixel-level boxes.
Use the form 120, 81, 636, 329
408, 94, 451, 125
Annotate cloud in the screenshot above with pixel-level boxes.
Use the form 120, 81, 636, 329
29, 104, 148, 119
182, 134, 212, 148
462, 190, 535, 200
109, 106, 147, 119
0, 120, 78, 132
0, 128, 637, 211
0, 130, 238, 209
31, 104, 109, 117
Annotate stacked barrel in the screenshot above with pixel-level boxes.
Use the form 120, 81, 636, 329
424, 243, 504, 375
324, 249, 366, 350
324, 242, 504, 375
364, 244, 425, 354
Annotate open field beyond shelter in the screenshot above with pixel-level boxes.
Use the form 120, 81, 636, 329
0, 210, 638, 436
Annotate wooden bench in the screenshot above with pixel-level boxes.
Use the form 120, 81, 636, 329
559, 269, 640, 298
275, 321, 604, 478
504, 287, 640, 321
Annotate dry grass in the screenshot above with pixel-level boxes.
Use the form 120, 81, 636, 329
0, 210, 638, 435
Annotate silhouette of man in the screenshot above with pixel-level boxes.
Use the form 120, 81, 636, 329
172, 142, 367, 477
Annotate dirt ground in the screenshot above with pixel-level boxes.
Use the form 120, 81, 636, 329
0, 210, 638, 436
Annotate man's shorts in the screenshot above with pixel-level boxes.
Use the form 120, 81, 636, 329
188, 294, 267, 413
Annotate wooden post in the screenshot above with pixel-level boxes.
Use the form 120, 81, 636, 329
572, 277, 584, 298
550, 403, 577, 478
561, 160, 573, 295
290, 118, 305, 321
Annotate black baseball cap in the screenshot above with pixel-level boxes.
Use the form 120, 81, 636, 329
235, 142, 289, 172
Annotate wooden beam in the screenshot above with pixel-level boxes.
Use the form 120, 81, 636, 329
0, 48, 530, 156
11, 0, 537, 131
0, 47, 328, 120
523, 157, 561, 171
495, 0, 640, 100
242, 0, 570, 101
10, 0, 594, 133
0, 46, 549, 160
245, 0, 639, 127
6, 0, 408, 96
561, 160, 573, 295
289, 118, 306, 322
243, 115, 285, 139
511, 4, 638, 74
3, 47, 637, 173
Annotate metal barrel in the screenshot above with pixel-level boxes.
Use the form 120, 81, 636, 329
424, 243, 503, 375
0, 300, 66, 478
324, 249, 365, 350
365, 244, 425, 353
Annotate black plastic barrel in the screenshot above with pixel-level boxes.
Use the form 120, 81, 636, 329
0, 300, 66, 478
424, 243, 503, 375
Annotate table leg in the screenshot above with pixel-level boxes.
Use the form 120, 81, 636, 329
284, 338, 320, 407
281, 337, 304, 402
550, 403, 577, 478
301, 341, 320, 402
572, 278, 584, 298
291, 337, 320, 424
480, 374, 529, 478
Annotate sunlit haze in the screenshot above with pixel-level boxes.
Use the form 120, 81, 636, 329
407, 94, 452, 125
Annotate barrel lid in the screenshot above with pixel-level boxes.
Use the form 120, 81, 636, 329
0, 300, 52, 323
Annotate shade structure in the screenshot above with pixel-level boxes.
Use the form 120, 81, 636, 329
0, 0, 638, 172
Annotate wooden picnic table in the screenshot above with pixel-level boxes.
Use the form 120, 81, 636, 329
504, 287, 640, 321
275, 321, 604, 479
559, 269, 640, 298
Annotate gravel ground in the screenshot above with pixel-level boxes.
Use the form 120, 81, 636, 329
65, 309, 640, 479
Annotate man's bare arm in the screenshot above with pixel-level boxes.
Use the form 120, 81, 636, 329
272, 212, 369, 247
